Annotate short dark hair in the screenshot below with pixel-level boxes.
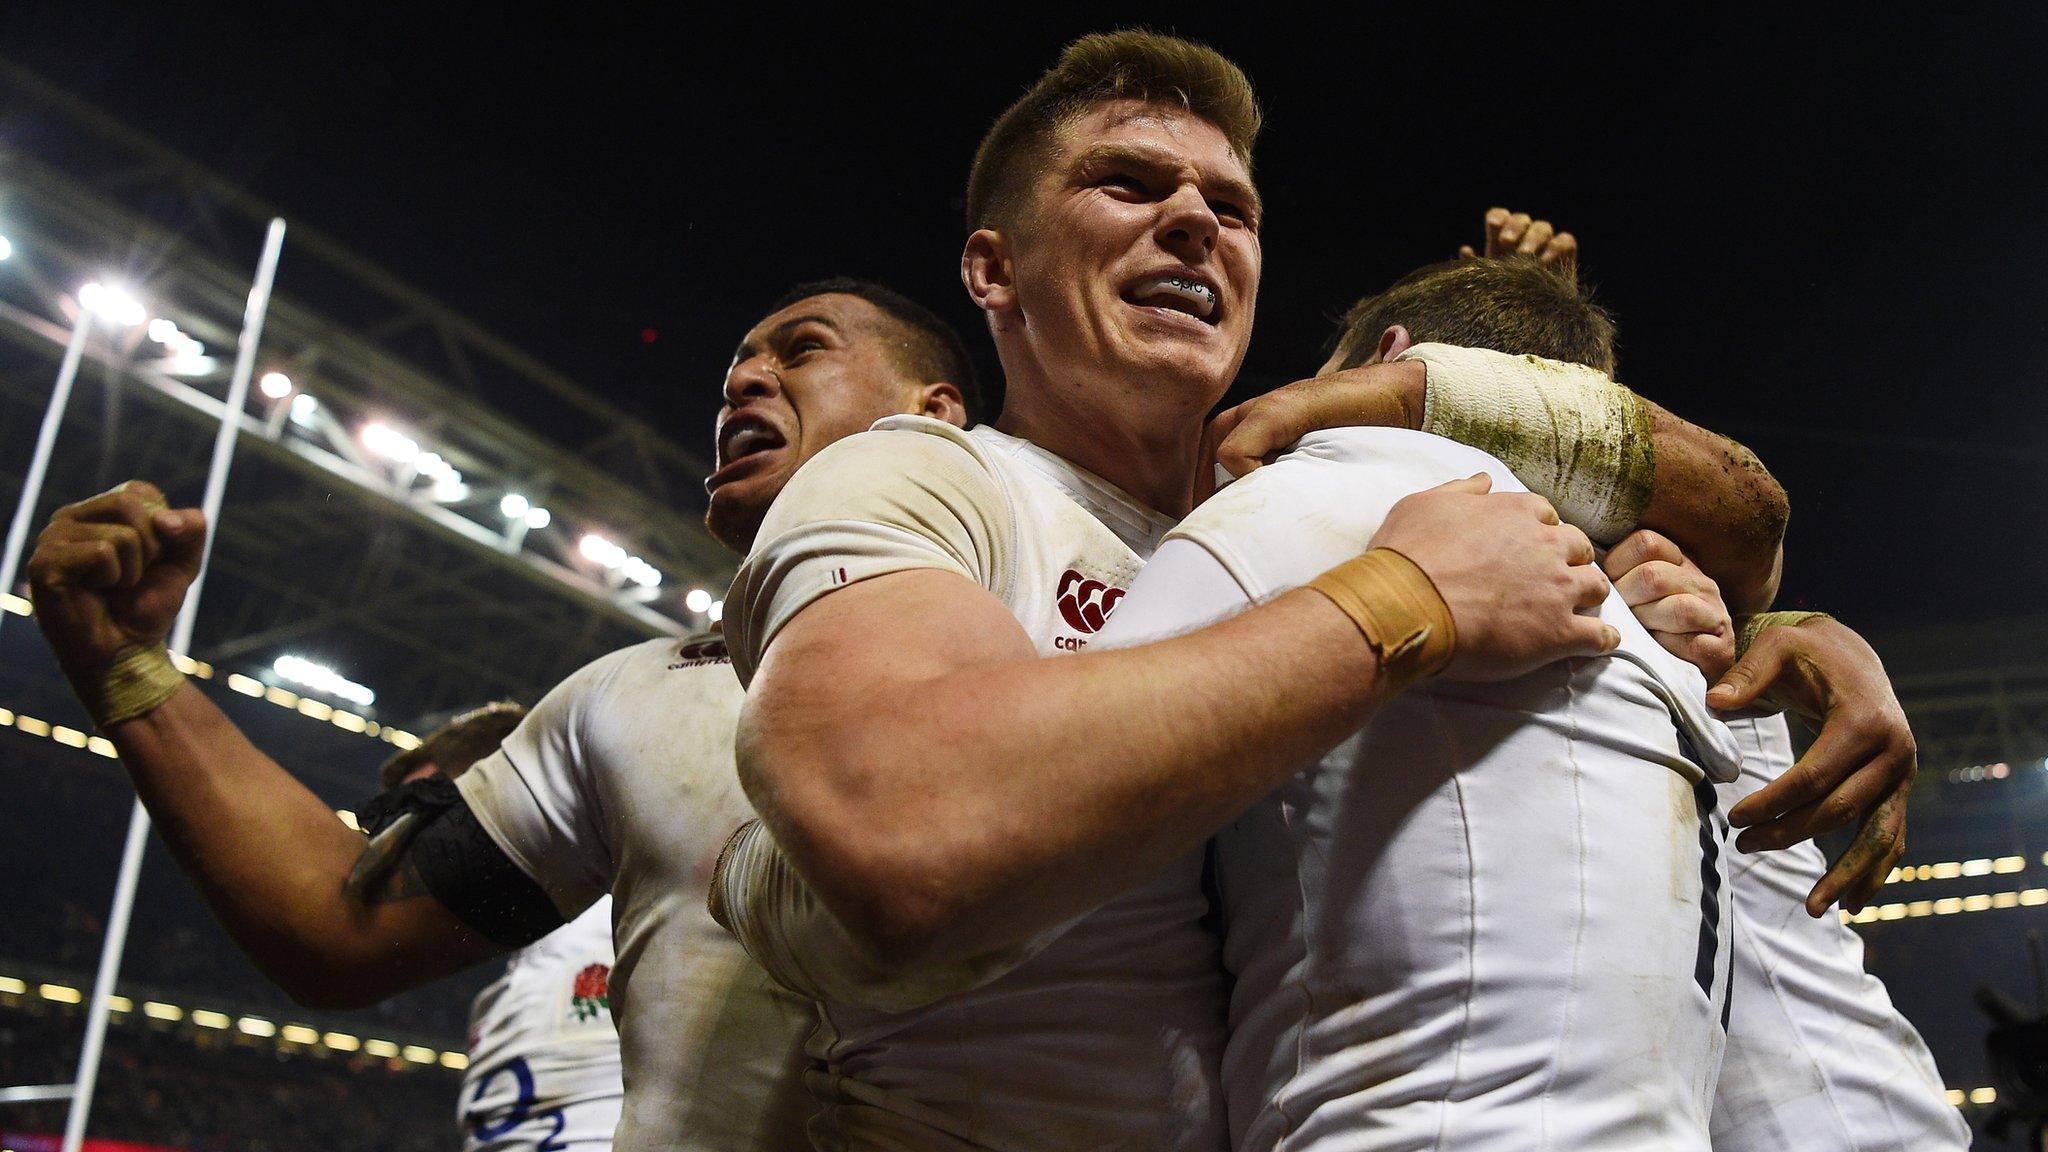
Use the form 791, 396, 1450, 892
769, 277, 982, 423
1331, 259, 1617, 375
377, 701, 526, 792
966, 30, 1261, 232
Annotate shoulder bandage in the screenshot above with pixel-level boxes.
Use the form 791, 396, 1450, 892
1399, 343, 1654, 545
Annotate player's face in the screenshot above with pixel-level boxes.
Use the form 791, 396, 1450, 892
706, 293, 922, 550
1008, 99, 1260, 409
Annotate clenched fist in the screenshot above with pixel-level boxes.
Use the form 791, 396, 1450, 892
26, 480, 207, 674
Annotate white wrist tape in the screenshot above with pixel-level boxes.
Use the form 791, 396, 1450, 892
1398, 342, 1655, 544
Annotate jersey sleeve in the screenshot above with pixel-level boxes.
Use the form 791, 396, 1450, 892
712, 819, 1070, 1013
455, 649, 633, 920
726, 421, 1014, 685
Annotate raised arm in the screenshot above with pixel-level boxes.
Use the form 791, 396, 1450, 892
27, 483, 503, 1008
730, 432, 1614, 972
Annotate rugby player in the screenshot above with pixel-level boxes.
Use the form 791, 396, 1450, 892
22, 277, 978, 1152
370, 702, 626, 1152
711, 30, 1905, 1150
1093, 254, 1959, 1150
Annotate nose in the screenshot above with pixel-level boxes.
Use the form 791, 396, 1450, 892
723, 354, 782, 408
1155, 183, 1219, 262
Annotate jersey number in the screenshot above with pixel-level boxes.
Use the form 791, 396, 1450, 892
467, 1056, 568, 1149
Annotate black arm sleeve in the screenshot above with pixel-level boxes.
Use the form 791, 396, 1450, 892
358, 776, 565, 949
410, 801, 567, 949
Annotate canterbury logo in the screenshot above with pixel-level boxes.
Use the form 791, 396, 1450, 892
670, 635, 729, 667
1056, 569, 1126, 634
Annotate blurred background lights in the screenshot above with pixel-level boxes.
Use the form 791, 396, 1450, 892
523, 506, 551, 529
579, 533, 626, 567
259, 371, 293, 399
708, 599, 724, 623
79, 281, 146, 326
0, 233, 12, 260
684, 588, 712, 614
499, 493, 530, 520
288, 393, 319, 427
361, 422, 420, 463
271, 655, 375, 708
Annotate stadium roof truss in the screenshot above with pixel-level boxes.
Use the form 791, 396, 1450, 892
0, 59, 734, 719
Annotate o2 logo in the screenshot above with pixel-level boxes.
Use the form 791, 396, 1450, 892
466, 1056, 568, 1150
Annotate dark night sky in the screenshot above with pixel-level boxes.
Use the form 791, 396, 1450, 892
7, 5, 2046, 632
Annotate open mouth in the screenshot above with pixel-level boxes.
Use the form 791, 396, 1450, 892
715, 412, 788, 472
1122, 270, 1221, 325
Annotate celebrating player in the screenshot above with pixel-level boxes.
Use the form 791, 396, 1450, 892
715, 30, 1920, 1149
1292, 252, 1960, 1151
22, 277, 978, 1152
1090, 253, 1959, 1150
368, 702, 626, 1152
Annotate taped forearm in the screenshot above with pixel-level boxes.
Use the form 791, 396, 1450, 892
1736, 610, 1831, 658
711, 819, 1062, 1013
1400, 343, 1654, 544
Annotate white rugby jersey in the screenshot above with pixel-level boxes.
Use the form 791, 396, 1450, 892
729, 416, 1230, 1151
1711, 714, 1969, 1151
455, 638, 813, 1152
463, 898, 624, 1151
1101, 427, 1743, 1152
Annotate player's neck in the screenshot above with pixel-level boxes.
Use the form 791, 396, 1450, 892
994, 386, 1201, 519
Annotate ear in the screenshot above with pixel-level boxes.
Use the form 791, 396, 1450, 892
1376, 324, 1414, 363
913, 381, 970, 429
962, 229, 1021, 330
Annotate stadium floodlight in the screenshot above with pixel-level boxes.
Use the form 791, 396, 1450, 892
146, 318, 179, 343
499, 493, 530, 519
259, 372, 293, 399
78, 281, 146, 326
580, 533, 627, 568
289, 394, 319, 427
524, 506, 551, 529
708, 599, 724, 623
272, 655, 376, 708
685, 588, 713, 614
0, 234, 11, 260
361, 421, 421, 463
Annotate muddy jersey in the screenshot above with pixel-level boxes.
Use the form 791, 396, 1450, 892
1110, 427, 1743, 1152
462, 898, 623, 1151
730, 416, 1229, 1151
455, 638, 814, 1152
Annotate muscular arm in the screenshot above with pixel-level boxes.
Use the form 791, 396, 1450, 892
104, 683, 500, 1008
27, 481, 503, 1010
1205, 353, 1788, 613
1639, 397, 1786, 614
742, 570, 1387, 969
735, 446, 1609, 970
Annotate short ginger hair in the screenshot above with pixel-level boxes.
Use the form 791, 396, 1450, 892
965, 29, 1261, 231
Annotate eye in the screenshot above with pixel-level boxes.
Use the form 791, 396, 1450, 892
786, 335, 826, 360
1209, 199, 1253, 227
1097, 172, 1149, 196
